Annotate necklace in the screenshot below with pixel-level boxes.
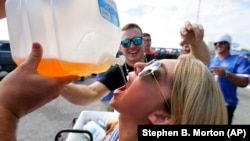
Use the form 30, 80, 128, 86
124, 63, 130, 74
124, 54, 148, 74
120, 54, 148, 84
119, 65, 127, 84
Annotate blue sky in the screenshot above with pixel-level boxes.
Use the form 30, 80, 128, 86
1, 0, 250, 50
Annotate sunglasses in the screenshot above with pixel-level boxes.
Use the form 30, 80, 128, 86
121, 36, 143, 48
138, 59, 171, 113
213, 41, 228, 46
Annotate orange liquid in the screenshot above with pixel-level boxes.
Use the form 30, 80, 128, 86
14, 58, 110, 77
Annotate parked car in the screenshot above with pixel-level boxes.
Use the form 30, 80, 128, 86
0, 40, 17, 80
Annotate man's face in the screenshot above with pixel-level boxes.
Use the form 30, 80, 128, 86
214, 41, 229, 54
182, 44, 190, 54
143, 36, 151, 50
120, 27, 145, 64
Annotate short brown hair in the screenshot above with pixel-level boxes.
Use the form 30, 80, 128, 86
121, 23, 143, 35
143, 33, 151, 37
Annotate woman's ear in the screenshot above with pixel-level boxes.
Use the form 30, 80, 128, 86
148, 110, 172, 125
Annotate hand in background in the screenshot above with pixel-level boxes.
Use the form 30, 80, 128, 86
179, 21, 204, 46
210, 66, 226, 76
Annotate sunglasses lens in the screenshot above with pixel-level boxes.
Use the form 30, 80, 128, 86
214, 41, 228, 46
139, 60, 160, 76
133, 37, 142, 46
121, 37, 142, 48
121, 40, 131, 48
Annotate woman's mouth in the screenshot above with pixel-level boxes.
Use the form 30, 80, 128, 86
113, 85, 126, 96
113, 73, 132, 96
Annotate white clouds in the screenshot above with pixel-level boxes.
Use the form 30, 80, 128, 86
198, 0, 250, 49
116, 0, 208, 48
0, 19, 8, 40
0, 0, 249, 49
116, 0, 250, 49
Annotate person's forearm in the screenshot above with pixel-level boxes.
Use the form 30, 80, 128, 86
0, 106, 18, 141
226, 73, 249, 87
190, 40, 210, 65
0, 0, 6, 19
61, 82, 109, 105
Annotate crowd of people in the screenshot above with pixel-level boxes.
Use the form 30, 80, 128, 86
0, 0, 249, 140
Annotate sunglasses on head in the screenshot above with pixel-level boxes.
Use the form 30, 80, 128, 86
139, 59, 161, 77
121, 36, 143, 48
138, 59, 171, 113
214, 41, 228, 46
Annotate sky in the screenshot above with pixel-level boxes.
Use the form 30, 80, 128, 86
0, 0, 250, 50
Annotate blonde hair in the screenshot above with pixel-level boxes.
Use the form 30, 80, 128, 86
171, 57, 227, 124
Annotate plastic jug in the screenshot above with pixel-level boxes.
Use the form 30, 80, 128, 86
5, 0, 121, 77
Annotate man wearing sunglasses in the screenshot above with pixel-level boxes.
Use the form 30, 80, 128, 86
208, 33, 250, 125
61, 21, 210, 107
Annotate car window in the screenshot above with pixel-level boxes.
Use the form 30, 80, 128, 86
0, 42, 10, 51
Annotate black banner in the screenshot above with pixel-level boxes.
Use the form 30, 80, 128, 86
138, 125, 250, 140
